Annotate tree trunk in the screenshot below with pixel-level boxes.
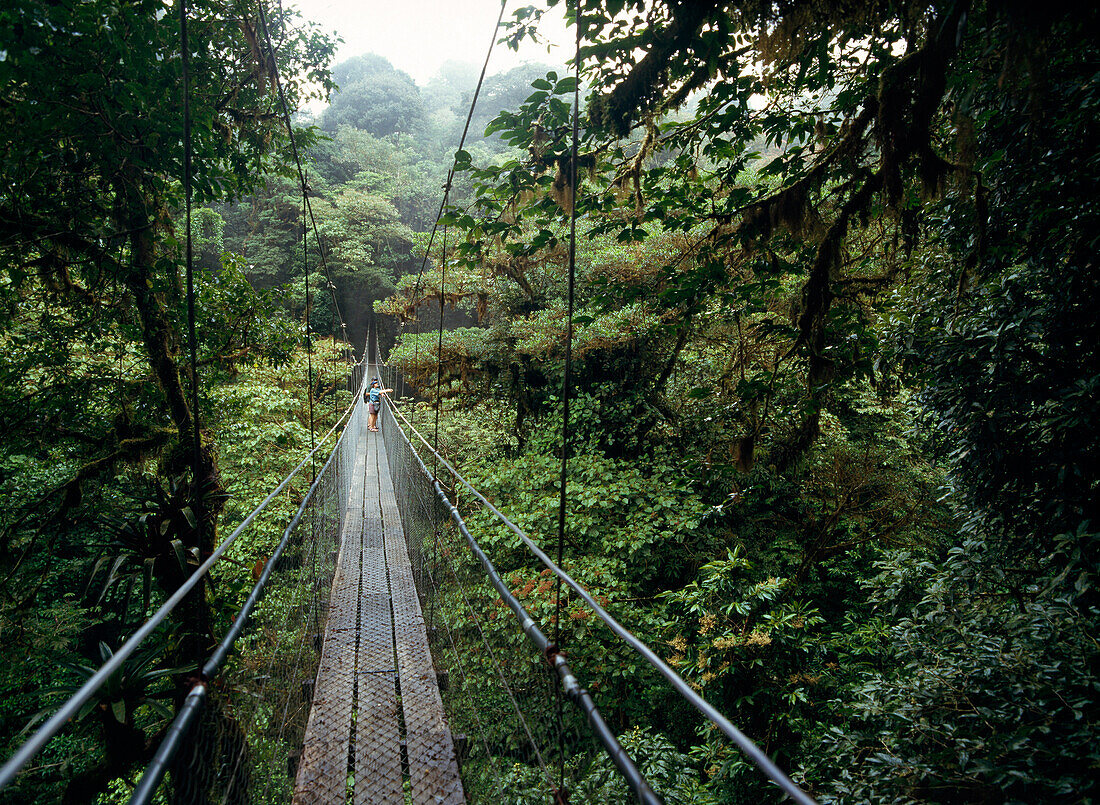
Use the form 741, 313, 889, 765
118, 175, 221, 666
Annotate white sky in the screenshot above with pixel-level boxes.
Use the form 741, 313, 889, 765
291, 0, 571, 86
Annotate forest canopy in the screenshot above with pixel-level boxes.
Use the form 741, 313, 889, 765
1, 0, 1098, 803
379, 0, 1100, 802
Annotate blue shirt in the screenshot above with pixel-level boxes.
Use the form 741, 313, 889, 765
369, 386, 382, 404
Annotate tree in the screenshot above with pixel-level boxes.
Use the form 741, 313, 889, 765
0, 0, 336, 796
320, 53, 426, 137
380, 1, 1100, 800
422, 59, 481, 135
2, 0, 332, 511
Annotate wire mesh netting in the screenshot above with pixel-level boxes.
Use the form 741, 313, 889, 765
378, 365, 624, 805
136, 360, 370, 805
0, 347, 367, 805
3, 342, 811, 805
374, 356, 813, 805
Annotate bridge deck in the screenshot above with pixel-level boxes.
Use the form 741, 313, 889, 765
293, 417, 463, 804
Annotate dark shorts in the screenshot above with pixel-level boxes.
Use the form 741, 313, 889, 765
368, 402, 379, 414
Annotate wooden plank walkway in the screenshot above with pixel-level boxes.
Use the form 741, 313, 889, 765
293, 414, 463, 804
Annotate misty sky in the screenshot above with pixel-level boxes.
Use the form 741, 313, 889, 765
291, 0, 570, 86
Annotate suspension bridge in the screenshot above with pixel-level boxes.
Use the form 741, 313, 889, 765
292, 375, 461, 805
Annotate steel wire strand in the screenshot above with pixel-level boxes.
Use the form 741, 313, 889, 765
407, 0, 507, 302
433, 224, 447, 473
303, 184, 317, 474
379, 386, 818, 805
129, 387, 369, 803
379, 400, 661, 805
176, 354, 365, 805
180, 0, 206, 574
231, 386, 347, 804
405, 1, 506, 405
387, 414, 556, 797
210, 452, 345, 803
202, 149, 368, 805
254, 0, 348, 344
552, 2, 584, 789
179, 402, 356, 805
258, 472, 339, 803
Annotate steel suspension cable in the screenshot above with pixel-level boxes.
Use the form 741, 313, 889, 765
403, 0, 506, 394
304, 176, 317, 474
552, 2, 583, 790
429, 534, 554, 795
180, 0, 206, 613
555, 0, 582, 652
417, 555, 507, 796
433, 224, 447, 464
331, 301, 339, 419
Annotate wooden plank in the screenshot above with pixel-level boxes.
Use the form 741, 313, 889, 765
378, 447, 465, 805
354, 434, 404, 805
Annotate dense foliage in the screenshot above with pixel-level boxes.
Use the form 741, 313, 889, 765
2, 0, 1097, 802
380, 1, 1099, 803
0, 0, 349, 800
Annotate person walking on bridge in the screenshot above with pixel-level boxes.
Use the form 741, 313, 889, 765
365, 377, 392, 432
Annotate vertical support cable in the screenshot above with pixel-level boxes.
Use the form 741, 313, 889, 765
554, 0, 582, 661
412, 317, 421, 404
253, 0, 345, 462
433, 223, 448, 471
553, 0, 583, 794
179, 0, 211, 683
403, 0, 506, 412
304, 176, 316, 479
180, 0, 203, 546
331, 296, 338, 420
395, 322, 403, 401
